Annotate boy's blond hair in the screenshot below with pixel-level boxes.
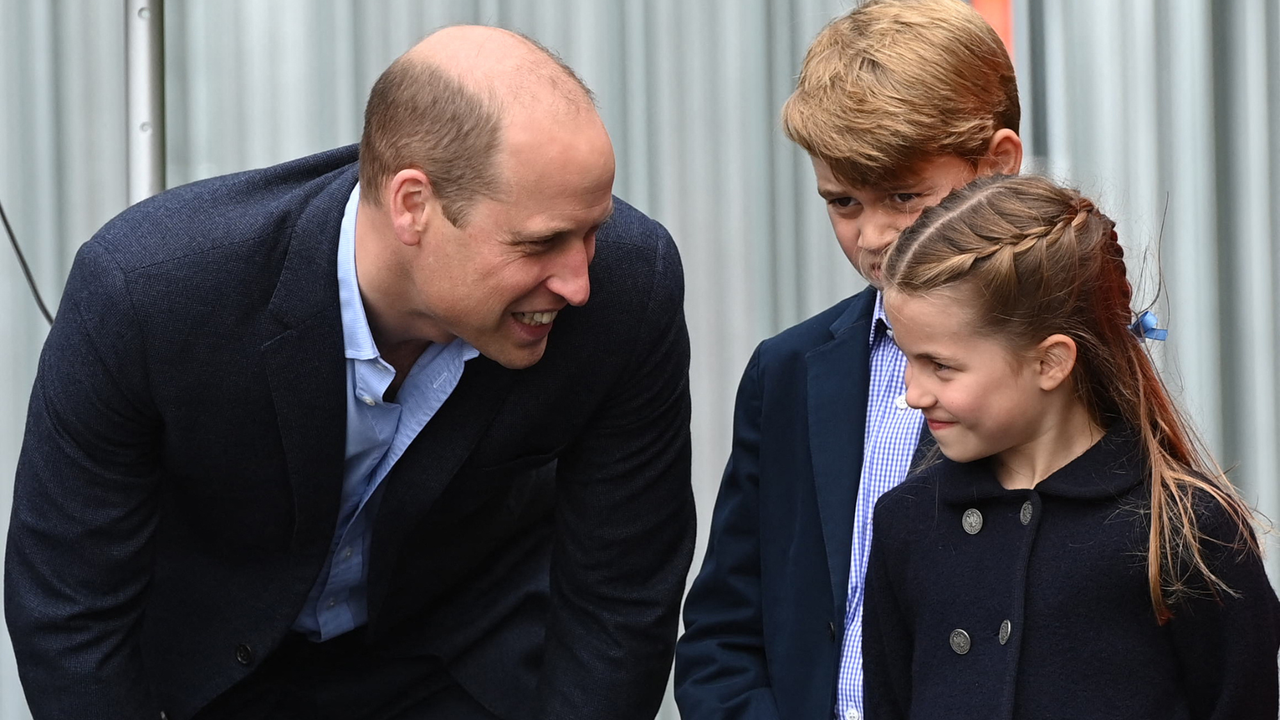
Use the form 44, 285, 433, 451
782, 0, 1019, 187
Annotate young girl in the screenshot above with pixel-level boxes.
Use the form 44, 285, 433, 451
863, 174, 1280, 719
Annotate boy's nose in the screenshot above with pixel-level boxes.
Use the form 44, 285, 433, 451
858, 214, 904, 252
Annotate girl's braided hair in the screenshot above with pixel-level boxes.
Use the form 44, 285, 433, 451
884, 174, 1260, 622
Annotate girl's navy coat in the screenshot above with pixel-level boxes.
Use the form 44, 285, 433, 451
863, 427, 1280, 720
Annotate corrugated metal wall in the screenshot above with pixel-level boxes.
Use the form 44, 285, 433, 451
0, 1, 1276, 718
1014, 0, 1280, 587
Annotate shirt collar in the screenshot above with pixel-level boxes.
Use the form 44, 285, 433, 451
930, 423, 1147, 504
870, 290, 890, 348
336, 184, 380, 361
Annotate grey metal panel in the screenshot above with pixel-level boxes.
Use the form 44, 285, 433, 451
1268, 0, 1280, 589
1161, 0, 1224, 459
1218, 0, 1278, 580
1024, 0, 1278, 587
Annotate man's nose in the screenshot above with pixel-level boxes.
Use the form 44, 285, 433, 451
547, 237, 594, 307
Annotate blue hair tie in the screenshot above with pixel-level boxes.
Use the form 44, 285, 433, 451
1131, 310, 1168, 342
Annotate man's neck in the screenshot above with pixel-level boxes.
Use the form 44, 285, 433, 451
354, 202, 454, 361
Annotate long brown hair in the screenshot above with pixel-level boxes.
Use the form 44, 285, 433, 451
883, 174, 1260, 621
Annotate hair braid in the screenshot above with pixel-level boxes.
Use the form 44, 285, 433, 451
884, 174, 1263, 623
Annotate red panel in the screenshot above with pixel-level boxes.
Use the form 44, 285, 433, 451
971, 0, 1015, 57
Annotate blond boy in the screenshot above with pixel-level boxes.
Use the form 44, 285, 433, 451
676, 2, 1022, 717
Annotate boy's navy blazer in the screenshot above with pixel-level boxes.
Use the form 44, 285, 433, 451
5, 146, 695, 720
676, 287, 881, 719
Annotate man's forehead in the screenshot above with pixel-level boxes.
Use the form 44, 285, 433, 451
493, 193, 615, 242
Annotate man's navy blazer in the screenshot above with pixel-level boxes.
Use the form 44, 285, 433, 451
675, 288, 879, 719
4, 146, 696, 720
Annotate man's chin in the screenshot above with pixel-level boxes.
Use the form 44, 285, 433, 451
479, 339, 549, 370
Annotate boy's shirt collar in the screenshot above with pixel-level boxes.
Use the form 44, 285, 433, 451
871, 290, 890, 347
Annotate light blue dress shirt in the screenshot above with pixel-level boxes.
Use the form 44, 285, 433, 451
835, 292, 923, 720
292, 184, 479, 641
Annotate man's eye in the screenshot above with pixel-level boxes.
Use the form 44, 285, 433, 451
521, 236, 558, 251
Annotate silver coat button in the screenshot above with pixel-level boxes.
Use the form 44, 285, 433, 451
962, 508, 983, 534
999, 619, 1011, 645
1020, 501, 1033, 525
950, 628, 971, 654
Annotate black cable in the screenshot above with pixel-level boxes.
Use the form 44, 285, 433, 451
0, 196, 54, 326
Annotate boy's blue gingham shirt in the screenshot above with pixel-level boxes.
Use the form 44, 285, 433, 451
835, 292, 923, 720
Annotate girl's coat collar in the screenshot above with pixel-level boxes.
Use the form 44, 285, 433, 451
927, 425, 1147, 505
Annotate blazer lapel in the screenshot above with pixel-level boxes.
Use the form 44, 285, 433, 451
806, 289, 876, 618
365, 356, 517, 621
263, 318, 347, 559
262, 164, 358, 562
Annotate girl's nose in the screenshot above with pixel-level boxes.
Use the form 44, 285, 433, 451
903, 365, 933, 409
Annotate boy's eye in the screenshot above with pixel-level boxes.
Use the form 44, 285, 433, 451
932, 360, 952, 372
828, 196, 856, 209
890, 193, 923, 206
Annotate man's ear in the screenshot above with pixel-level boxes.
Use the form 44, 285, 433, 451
1035, 333, 1078, 391
977, 128, 1023, 176
386, 168, 437, 247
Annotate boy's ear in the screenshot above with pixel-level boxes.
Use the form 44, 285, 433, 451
1035, 333, 1077, 391
977, 129, 1023, 176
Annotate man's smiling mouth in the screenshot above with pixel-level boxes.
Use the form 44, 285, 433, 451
513, 311, 558, 326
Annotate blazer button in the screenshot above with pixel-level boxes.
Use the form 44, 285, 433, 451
235, 643, 254, 665
999, 619, 1012, 645
160, 713, 168, 720
962, 508, 983, 534
829, 621, 837, 642
1020, 501, 1034, 525
949, 628, 971, 655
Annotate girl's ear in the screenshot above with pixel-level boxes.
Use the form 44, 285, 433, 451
1035, 333, 1078, 391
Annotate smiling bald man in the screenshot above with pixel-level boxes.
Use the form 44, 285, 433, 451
6, 27, 694, 720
